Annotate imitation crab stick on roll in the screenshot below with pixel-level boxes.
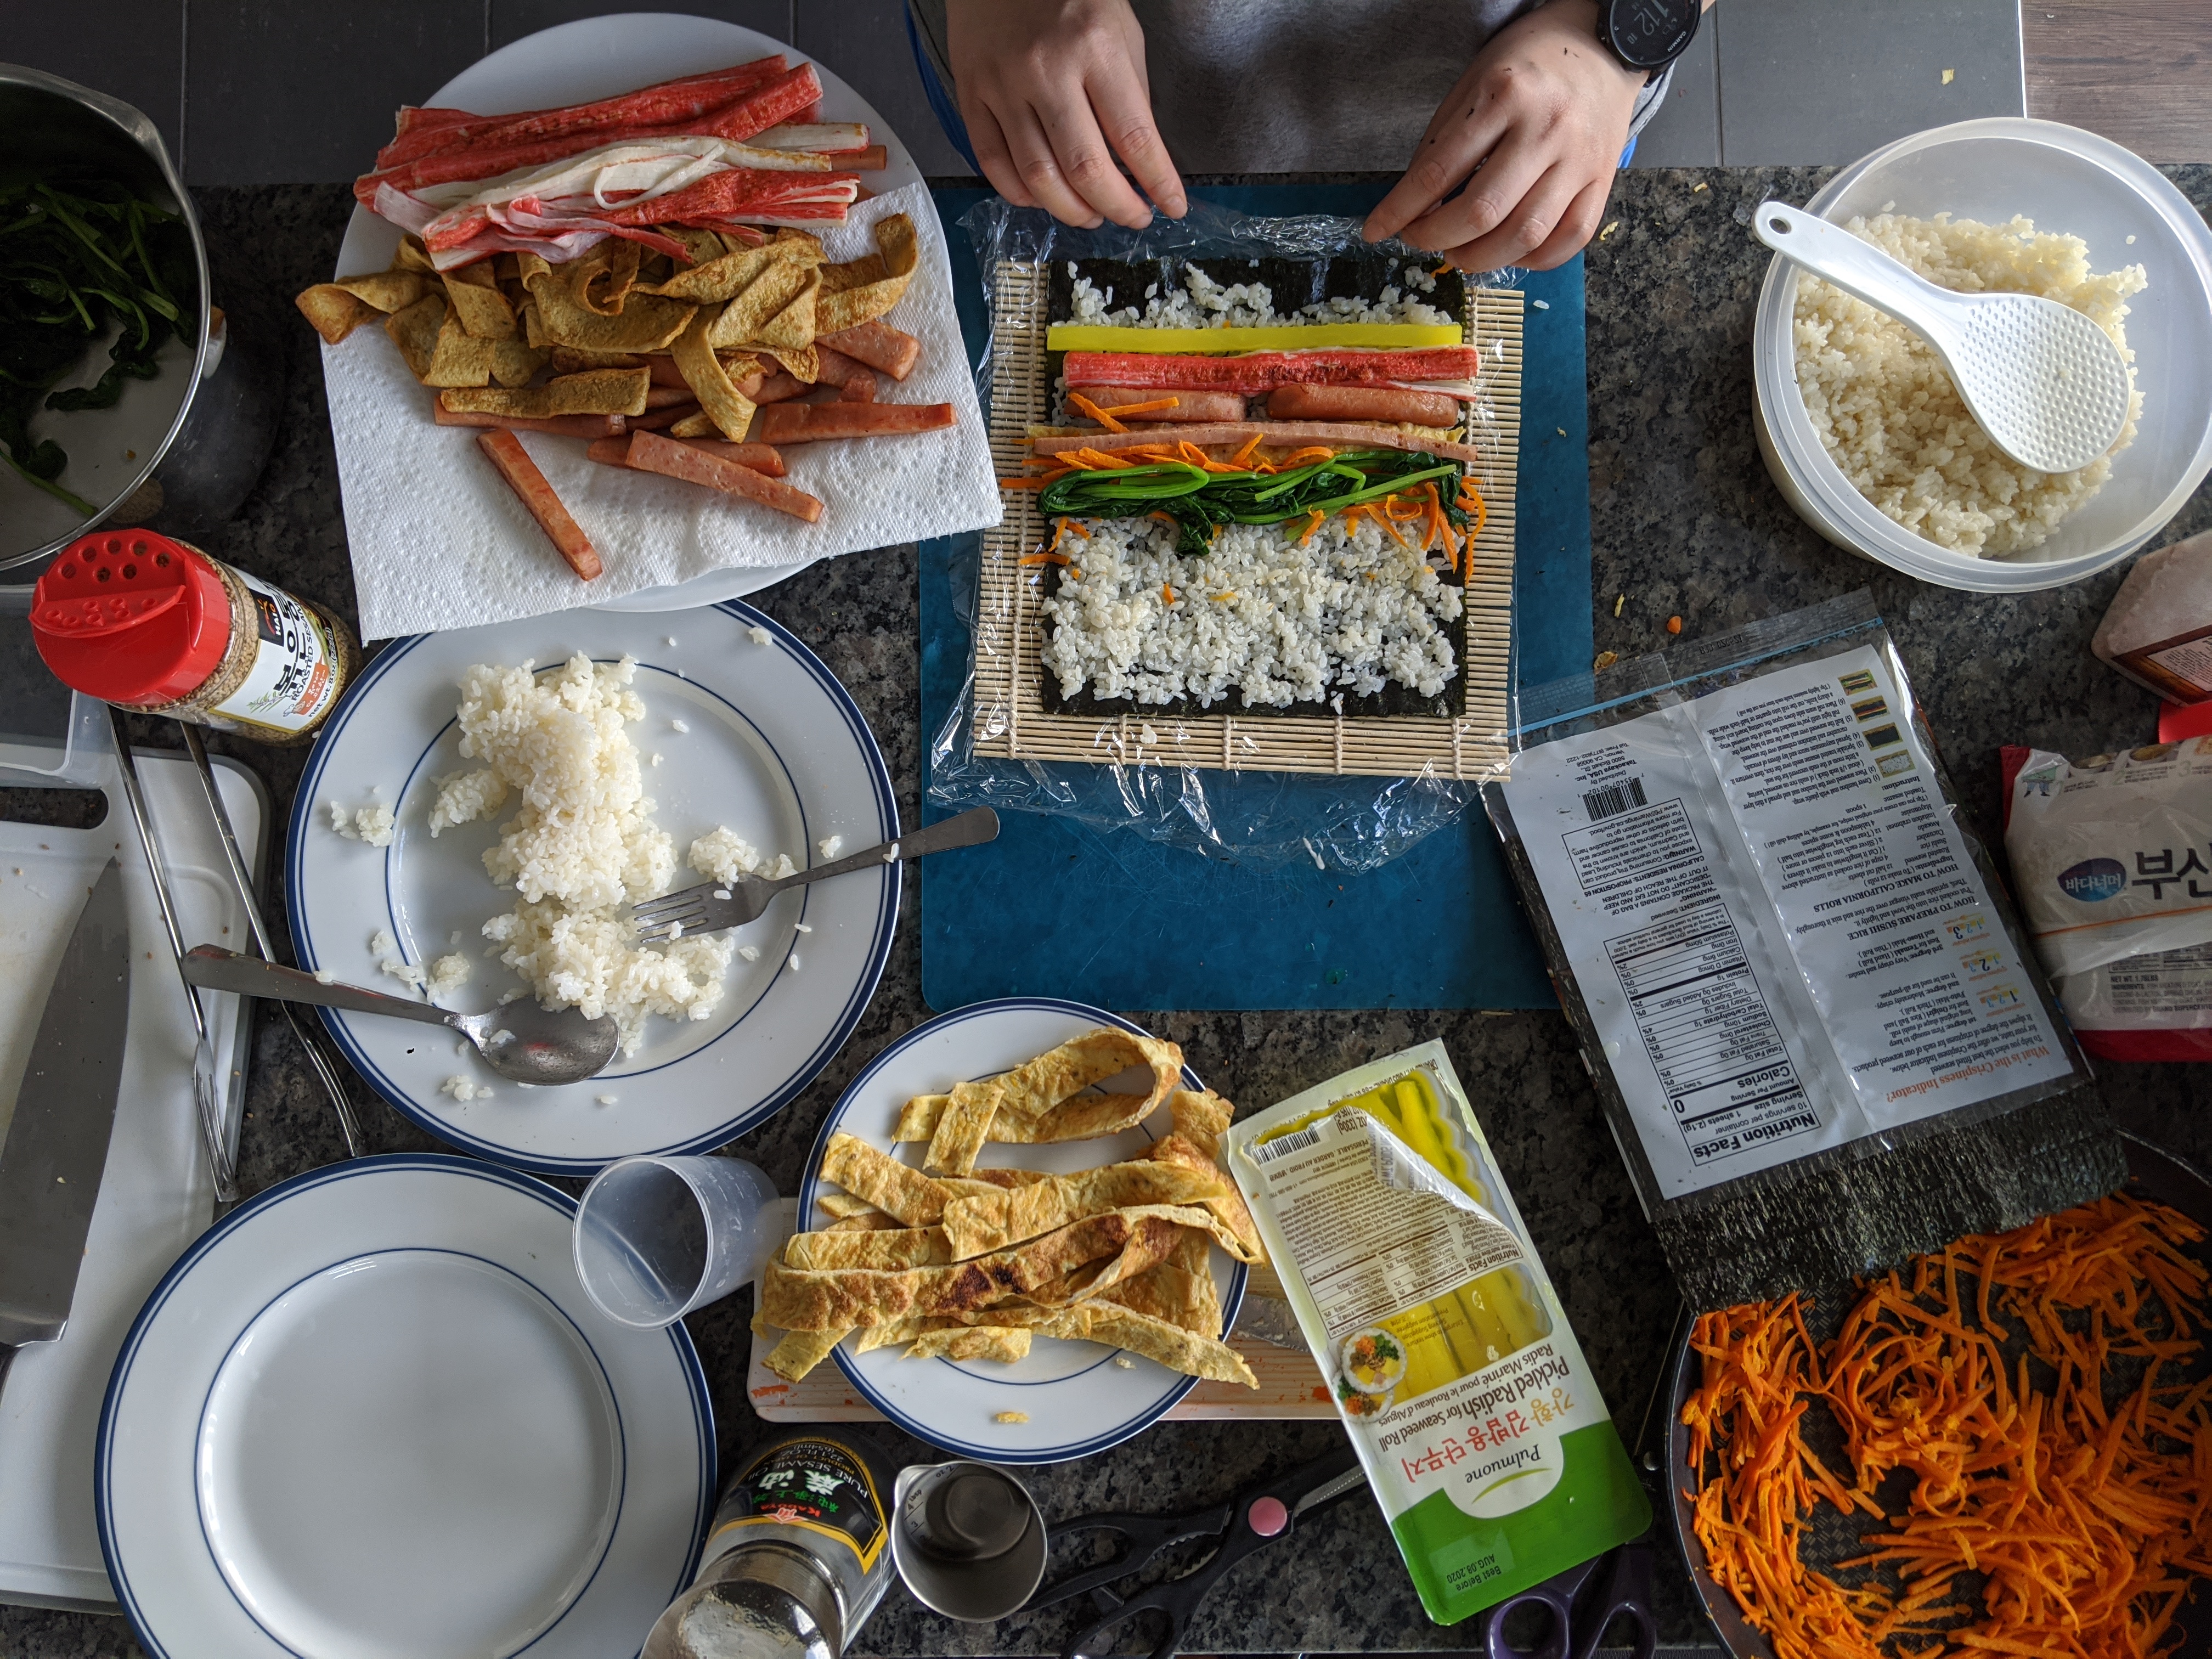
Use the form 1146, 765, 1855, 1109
1267, 383, 1462, 428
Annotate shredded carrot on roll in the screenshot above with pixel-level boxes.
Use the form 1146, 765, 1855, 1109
1098, 396, 1180, 417
1685, 1194, 2212, 1659
1458, 479, 1488, 543
1231, 431, 1263, 467
1298, 509, 1325, 547
1066, 392, 1128, 433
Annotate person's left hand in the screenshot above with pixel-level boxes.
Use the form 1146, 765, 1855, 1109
1363, 0, 1645, 271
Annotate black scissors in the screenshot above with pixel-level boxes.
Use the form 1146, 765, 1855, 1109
1474, 1301, 1680, 1659
1020, 1441, 1367, 1659
1481, 1541, 1656, 1659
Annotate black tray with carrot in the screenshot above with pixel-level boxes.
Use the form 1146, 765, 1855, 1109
1665, 1133, 2212, 1659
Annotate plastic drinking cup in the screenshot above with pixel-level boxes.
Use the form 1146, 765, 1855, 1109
572, 1154, 778, 1329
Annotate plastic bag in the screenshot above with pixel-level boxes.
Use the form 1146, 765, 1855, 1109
1484, 592, 2114, 1308
924, 198, 1513, 873
2001, 738, 2212, 1060
1225, 1041, 1649, 1624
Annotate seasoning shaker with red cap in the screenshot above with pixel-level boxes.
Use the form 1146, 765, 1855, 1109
31, 529, 357, 743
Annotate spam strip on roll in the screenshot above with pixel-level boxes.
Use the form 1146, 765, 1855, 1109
1031, 420, 1482, 466
1064, 386, 1246, 424
1266, 383, 1460, 428
1061, 345, 1480, 395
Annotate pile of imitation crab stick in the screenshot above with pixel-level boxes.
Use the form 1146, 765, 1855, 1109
1683, 1193, 2212, 1659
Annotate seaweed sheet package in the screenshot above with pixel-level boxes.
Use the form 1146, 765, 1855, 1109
1224, 1042, 1649, 1624
1486, 593, 2119, 1310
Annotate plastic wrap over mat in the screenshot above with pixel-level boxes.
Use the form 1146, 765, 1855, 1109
927, 198, 1520, 874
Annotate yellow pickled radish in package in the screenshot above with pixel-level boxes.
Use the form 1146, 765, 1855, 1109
1225, 1041, 1648, 1625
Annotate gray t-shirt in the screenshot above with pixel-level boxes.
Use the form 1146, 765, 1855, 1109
907, 0, 1673, 176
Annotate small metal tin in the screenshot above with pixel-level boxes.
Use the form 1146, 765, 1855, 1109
890, 1461, 1048, 1623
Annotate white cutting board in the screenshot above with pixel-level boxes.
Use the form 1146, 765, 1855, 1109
0, 749, 262, 1611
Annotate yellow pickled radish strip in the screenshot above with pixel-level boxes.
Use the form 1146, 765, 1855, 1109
1378, 1304, 1460, 1397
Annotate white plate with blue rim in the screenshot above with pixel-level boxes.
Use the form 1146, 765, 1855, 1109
330, 13, 928, 614
287, 602, 898, 1175
97, 1154, 714, 1659
798, 998, 1249, 1464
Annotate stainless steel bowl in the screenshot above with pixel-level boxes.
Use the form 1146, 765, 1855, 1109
0, 64, 212, 570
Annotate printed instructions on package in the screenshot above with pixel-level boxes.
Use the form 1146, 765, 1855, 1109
1504, 646, 2070, 1199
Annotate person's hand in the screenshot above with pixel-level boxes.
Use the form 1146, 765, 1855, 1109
946, 0, 1186, 229
1364, 0, 1644, 271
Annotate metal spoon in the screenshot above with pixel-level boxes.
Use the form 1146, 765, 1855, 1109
180, 946, 621, 1086
1752, 200, 2132, 475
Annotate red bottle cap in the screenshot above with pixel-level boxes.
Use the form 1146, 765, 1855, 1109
31, 531, 233, 705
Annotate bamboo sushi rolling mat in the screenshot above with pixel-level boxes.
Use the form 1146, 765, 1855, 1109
972, 269, 1521, 781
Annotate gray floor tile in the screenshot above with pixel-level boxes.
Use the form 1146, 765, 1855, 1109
1628, 19, 1719, 168
492, 0, 793, 53
1718, 0, 2024, 166
7, 0, 185, 170
184, 1, 487, 185
794, 0, 975, 178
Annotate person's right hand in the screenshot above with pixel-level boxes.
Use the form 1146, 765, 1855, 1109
946, 0, 1186, 228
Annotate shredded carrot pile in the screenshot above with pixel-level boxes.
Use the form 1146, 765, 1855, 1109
1685, 1195, 2212, 1659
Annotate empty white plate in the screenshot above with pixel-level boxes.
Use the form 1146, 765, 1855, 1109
798, 998, 1248, 1464
98, 1155, 713, 1659
285, 602, 900, 1175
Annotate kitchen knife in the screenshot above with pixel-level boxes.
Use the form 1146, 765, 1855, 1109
0, 859, 131, 1391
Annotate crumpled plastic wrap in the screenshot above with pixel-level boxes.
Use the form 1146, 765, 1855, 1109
925, 198, 1514, 874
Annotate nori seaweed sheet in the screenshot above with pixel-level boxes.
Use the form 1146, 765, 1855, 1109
1034, 252, 1471, 723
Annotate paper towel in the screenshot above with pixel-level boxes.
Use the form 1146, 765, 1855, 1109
325, 182, 1002, 639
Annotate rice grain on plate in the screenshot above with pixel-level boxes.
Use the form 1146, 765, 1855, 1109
1793, 212, 2147, 557
1040, 514, 1462, 708
436, 652, 787, 1056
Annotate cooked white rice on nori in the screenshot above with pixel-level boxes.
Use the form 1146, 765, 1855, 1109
1039, 514, 1461, 708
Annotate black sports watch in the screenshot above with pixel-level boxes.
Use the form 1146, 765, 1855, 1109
1595, 0, 1702, 77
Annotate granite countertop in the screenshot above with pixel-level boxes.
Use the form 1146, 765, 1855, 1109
7, 166, 2210, 1659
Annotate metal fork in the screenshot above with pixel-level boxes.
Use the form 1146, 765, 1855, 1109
105, 709, 238, 1205
630, 808, 999, 943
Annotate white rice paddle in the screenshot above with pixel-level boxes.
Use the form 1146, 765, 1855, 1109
1753, 200, 2131, 476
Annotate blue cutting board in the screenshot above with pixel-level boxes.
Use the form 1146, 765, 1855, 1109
917, 184, 1590, 1012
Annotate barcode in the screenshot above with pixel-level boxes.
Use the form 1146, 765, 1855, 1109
1582, 777, 1647, 821
1252, 1126, 1323, 1164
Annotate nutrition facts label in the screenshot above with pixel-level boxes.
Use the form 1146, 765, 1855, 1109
1604, 899, 1815, 1165
1502, 645, 2074, 1199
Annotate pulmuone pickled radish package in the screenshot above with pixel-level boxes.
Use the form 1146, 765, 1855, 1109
1226, 1042, 1649, 1625
1486, 593, 2115, 1310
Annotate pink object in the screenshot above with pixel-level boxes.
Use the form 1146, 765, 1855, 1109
1246, 1497, 1288, 1538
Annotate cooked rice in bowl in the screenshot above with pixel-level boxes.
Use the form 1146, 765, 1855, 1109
1793, 211, 2147, 557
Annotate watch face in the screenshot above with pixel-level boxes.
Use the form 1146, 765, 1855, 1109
1604, 0, 1701, 71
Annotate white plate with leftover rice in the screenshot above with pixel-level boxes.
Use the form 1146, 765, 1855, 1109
794, 998, 1248, 1464
286, 603, 899, 1175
